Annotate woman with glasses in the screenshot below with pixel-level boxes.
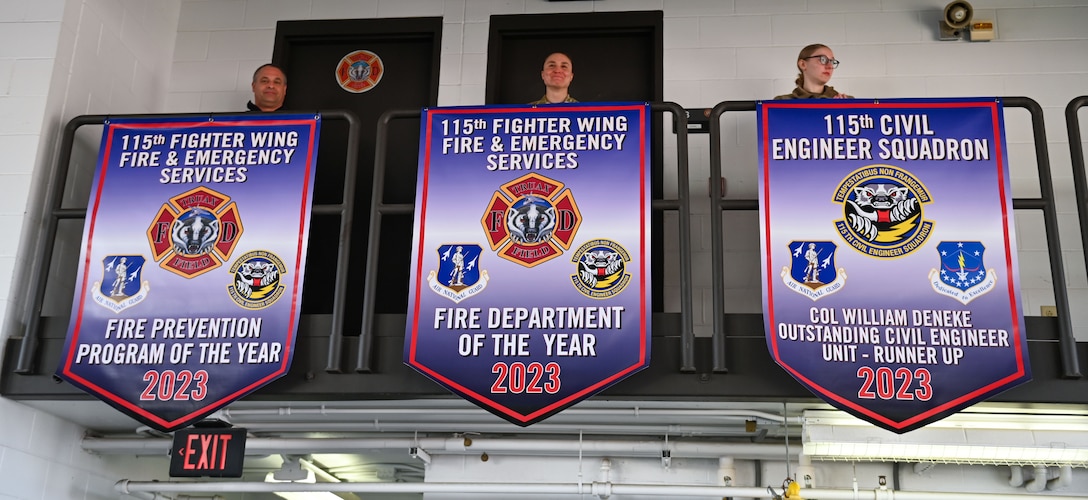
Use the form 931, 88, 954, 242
775, 43, 852, 99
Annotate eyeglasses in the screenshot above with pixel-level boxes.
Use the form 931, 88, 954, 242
804, 55, 840, 68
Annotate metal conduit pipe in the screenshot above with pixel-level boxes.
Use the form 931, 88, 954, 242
85, 436, 796, 460
125, 492, 173, 500
218, 421, 775, 437
115, 479, 1088, 499
221, 406, 793, 423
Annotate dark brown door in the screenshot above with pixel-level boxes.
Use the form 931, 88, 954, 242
485, 12, 662, 105
272, 18, 441, 326
484, 11, 666, 310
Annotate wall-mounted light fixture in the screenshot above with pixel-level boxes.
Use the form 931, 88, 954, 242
802, 409, 1088, 467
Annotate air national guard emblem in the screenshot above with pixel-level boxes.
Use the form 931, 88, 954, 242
227, 250, 287, 309
481, 173, 582, 267
571, 239, 632, 299
335, 50, 384, 93
833, 165, 933, 259
91, 255, 149, 313
782, 241, 846, 301
929, 241, 998, 305
428, 244, 488, 303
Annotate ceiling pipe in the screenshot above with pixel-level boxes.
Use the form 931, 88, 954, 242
597, 459, 612, 499
1049, 465, 1072, 491
222, 406, 793, 423
718, 457, 736, 487
220, 421, 776, 437
1025, 465, 1048, 493
115, 479, 1088, 499
84, 436, 798, 460
1009, 465, 1025, 487
124, 492, 174, 500
797, 453, 815, 489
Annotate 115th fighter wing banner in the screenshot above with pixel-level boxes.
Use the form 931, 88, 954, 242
758, 98, 1030, 433
405, 103, 651, 426
57, 114, 321, 432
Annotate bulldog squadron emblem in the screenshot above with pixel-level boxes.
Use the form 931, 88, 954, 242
91, 255, 149, 312
834, 165, 933, 259
427, 244, 489, 303
227, 250, 287, 309
929, 241, 998, 304
481, 173, 582, 267
571, 239, 632, 298
781, 241, 846, 301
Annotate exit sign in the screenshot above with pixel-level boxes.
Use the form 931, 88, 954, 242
169, 427, 247, 477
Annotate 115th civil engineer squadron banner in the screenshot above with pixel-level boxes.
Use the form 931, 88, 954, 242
57, 114, 321, 432
758, 98, 1031, 433
405, 103, 651, 426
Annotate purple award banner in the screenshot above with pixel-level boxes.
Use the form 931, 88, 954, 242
57, 115, 321, 432
405, 104, 652, 426
757, 98, 1030, 433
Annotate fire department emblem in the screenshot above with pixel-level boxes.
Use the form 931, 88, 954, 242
571, 239, 631, 298
782, 241, 846, 301
833, 165, 933, 259
428, 244, 489, 303
481, 173, 581, 267
91, 255, 149, 312
335, 50, 384, 93
146, 186, 243, 278
929, 241, 997, 304
227, 250, 286, 309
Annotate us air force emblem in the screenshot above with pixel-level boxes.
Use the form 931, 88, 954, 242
335, 50, 383, 93
833, 165, 933, 259
571, 239, 632, 299
91, 255, 149, 313
929, 241, 997, 305
481, 173, 581, 267
227, 250, 286, 309
781, 241, 846, 301
427, 244, 488, 303
146, 186, 242, 278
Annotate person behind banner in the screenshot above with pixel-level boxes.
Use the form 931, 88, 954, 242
775, 44, 852, 100
247, 63, 287, 112
529, 52, 578, 105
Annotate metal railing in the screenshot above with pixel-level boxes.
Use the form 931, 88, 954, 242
1066, 95, 1088, 301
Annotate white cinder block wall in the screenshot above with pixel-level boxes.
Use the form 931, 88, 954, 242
0, 0, 180, 498
2, 0, 1088, 498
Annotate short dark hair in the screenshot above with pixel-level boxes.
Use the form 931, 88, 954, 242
252, 63, 286, 84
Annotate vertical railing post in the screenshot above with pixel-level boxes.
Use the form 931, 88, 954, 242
708, 101, 757, 374
355, 109, 419, 373
1006, 97, 1080, 379
652, 102, 695, 372
1064, 96, 1088, 299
